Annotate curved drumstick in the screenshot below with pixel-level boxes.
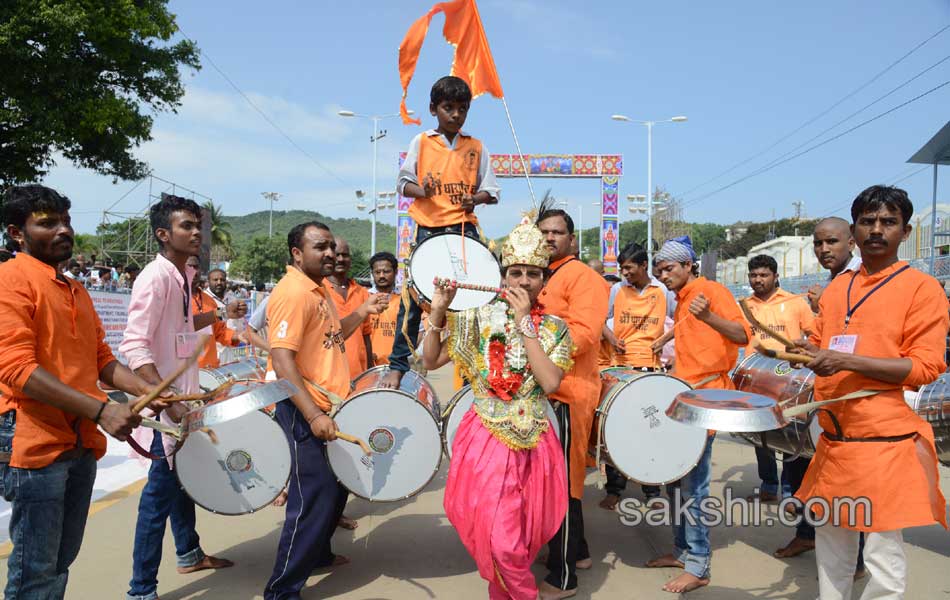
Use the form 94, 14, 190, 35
336, 431, 374, 469
432, 277, 504, 295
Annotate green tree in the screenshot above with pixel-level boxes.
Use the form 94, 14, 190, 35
0, 1, 200, 184
229, 235, 288, 284
202, 200, 233, 260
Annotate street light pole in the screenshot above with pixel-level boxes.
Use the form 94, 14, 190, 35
339, 109, 414, 256
611, 114, 687, 265
262, 192, 280, 237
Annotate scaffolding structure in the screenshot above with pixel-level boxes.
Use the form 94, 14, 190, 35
98, 175, 212, 267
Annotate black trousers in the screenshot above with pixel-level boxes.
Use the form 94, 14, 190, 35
604, 464, 661, 499
544, 402, 589, 590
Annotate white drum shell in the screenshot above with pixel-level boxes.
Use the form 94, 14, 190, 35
199, 357, 266, 392
327, 367, 442, 502
175, 410, 290, 515
596, 368, 705, 485
441, 385, 560, 458
407, 232, 501, 311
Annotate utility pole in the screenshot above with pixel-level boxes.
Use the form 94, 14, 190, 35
262, 192, 280, 237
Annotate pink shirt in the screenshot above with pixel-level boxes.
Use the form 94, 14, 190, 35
119, 253, 198, 464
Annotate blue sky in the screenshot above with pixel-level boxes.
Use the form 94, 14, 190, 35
43, 0, 950, 239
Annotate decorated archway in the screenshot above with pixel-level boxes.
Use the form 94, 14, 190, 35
395, 152, 624, 284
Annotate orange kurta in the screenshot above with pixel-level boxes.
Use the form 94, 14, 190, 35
613, 283, 668, 368
410, 132, 483, 228
191, 290, 238, 369
267, 267, 349, 412
370, 294, 400, 366
743, 288, 815, 353
672, 277, 749, 390
540, 257, 610, 499
325, 279, 372, 380
796, 261, 948, 531
0, 253, 115, 468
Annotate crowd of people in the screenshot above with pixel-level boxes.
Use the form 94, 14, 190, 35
0, 73, 947, 600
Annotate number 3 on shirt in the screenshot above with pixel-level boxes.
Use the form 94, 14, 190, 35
276, 320, 289, 339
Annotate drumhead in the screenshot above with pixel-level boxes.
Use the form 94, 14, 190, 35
600, 373, 705, 485
328, 389, 442, 501
441, 385, 560, 458
408, 232, 501, 311
175, 410, 290, 515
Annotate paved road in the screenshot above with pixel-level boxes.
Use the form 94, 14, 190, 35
2, 365, 948, 598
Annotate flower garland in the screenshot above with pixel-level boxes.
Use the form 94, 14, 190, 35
485, 301, 544, 401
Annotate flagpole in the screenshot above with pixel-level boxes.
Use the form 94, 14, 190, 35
501, 97, 537, 207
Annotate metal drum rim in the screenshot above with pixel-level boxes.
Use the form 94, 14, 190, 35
441, 385, 474, 458
180, 380, 295, 433
173, 411, 291, 516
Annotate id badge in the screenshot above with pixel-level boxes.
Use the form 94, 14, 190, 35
829, 334, 857, 354
175, 332, 201, 358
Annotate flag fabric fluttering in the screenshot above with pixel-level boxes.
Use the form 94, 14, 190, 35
398, 0, 504, 125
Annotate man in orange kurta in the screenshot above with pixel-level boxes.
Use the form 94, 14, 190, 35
368, 252, 400, 366
796, 186, 947, 599
324, 236, 374, 379
536, 208, 609, 598
651, 236, 750, 595
187, 257, 242, 370
742, 254, 815, 504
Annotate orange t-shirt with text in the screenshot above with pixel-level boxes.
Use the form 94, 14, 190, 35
191, 290, 238, 369
370, 297, 400, 366
743, 288, 814, 353
267, 267, 349, 412
409, 132, 483, 228
613, 283, 668, 368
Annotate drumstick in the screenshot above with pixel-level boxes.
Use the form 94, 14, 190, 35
460, 219, 468, 274
754, 343, 814, 365
782, 389, 884, 419
739, 299, 796, 348
432, 277, 505, 295
131, 335, 209, 414
335, 431, 374, 469
161, 381, 237, 404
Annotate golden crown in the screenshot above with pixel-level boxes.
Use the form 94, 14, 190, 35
501, 212, 551, 268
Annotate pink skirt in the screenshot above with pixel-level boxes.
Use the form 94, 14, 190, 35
444, 408, 567, 599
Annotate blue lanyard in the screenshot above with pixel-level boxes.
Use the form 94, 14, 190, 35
844, 264, 910, 329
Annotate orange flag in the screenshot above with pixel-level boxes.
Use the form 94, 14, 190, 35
398, 0, 504, 125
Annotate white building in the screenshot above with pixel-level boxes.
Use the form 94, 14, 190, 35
716, 236, 825, 285
898, 202, 950, 261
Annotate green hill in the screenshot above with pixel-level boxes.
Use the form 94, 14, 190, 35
224, 210, 397, 257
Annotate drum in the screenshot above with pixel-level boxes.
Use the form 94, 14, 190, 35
441, 385, 560, 458
593, 368, 705, 485
731, 353, 822, 456
905, 375, 950, 466
406, 231, 501, 312
175, 380, 296, 514
199, 357, 266, 392
327, 366, 442, 501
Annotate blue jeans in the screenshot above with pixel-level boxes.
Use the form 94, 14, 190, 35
754, 445, 791, 497
388, 223, 481, 373
1, 410, 97, 600
127, 431, 205, 600
665, 434, 715, 580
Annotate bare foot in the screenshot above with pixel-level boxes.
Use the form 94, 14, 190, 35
272, 489, 288, 507
331, 554, 350, 568
645, 496, 665, 509
599, 493, 621, 511
538, 580, 577, 599
854, 567, 867, 581
177, 555, 234, 574
662, 572, 709, 593
338, 515, 358, 530
575, 557, 592, 570
646, 554, 684, 569
773, 536, 815, 558
380, 370, 403, 389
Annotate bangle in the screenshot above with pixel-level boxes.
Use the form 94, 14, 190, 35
306, 412, 325, 425
519, 315, 539, 339
427, 317, 446, 332
93, 403, 106, 424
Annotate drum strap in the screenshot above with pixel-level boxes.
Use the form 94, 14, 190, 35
126, 434, 185, 461
302, 377, 345, 417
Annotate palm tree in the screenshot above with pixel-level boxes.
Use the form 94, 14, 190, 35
202, 200, 233, 261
